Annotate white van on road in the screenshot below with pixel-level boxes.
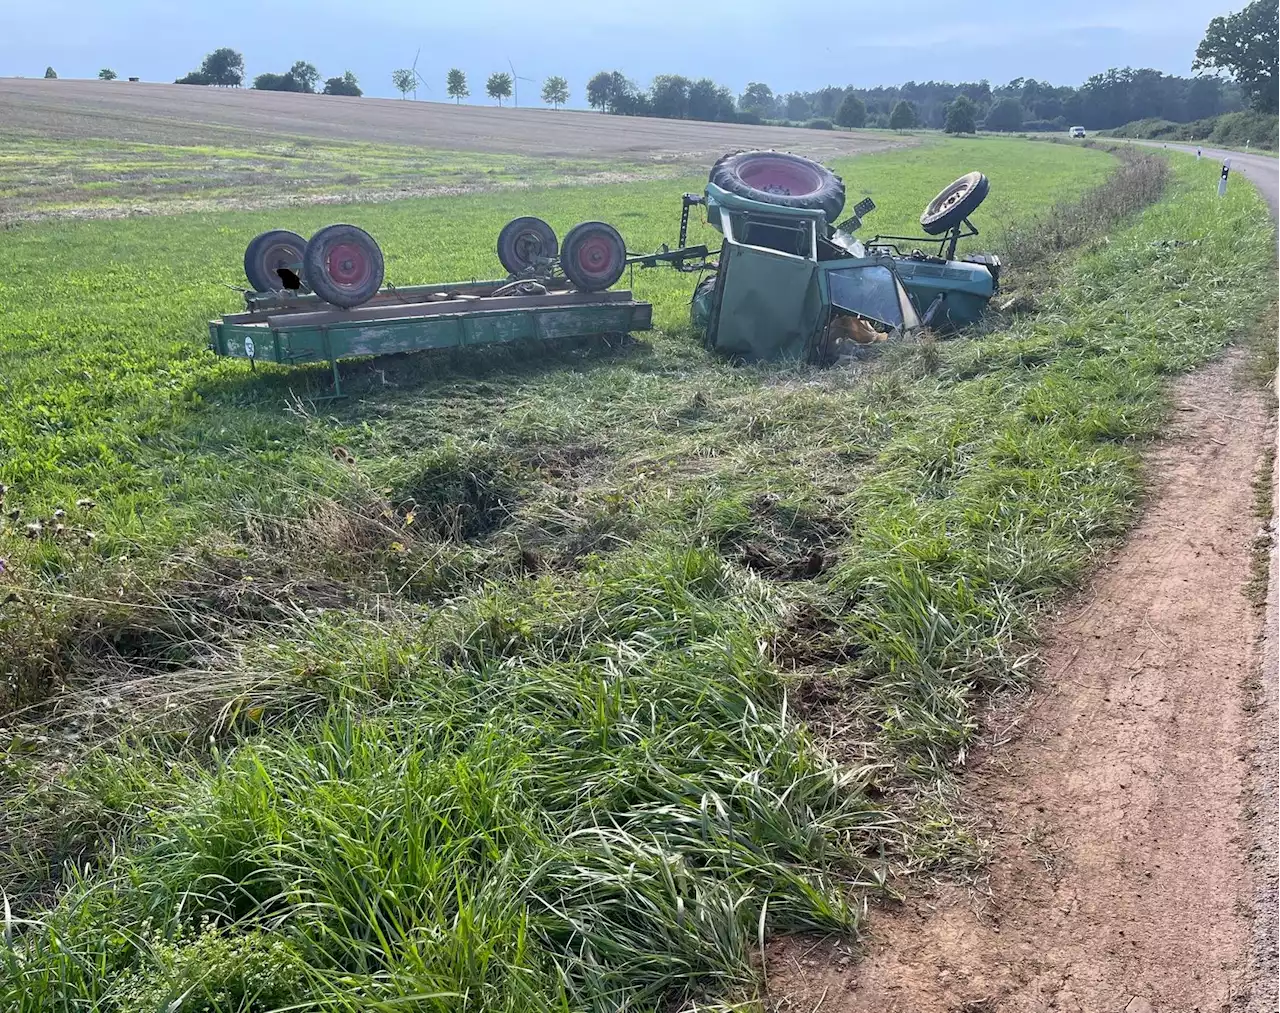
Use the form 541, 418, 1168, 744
1070, 126, 1087, 138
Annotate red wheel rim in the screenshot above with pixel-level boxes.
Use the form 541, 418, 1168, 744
575, 234, 618, 280
325, 241, 372, 289
738, 156, 824, 196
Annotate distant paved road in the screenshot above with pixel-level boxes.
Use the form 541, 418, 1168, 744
0, 78, 906, 163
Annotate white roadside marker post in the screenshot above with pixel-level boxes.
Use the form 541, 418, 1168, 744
1218, 158, 1231, 197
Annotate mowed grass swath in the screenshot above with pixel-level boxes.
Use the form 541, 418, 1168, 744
0, 141, 1275, 1011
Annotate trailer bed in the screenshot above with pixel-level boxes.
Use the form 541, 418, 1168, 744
208, 280, 653, 393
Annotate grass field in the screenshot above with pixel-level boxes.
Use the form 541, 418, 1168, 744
0, 136, 1274, 1011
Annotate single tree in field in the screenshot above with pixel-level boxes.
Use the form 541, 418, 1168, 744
542, 75, 569, 109
288, 61, 320, 94
888, 100, 917, 131
322, 71, 361, 97
486, 72, 513, 106
983, 97, 1024, 131
835, 93, 867, 128
392, 68, 416, 99
44, 66, 57, 79
177, 48, 242, 87
201, 48, 245, 87
944, 94, 978, 134
446, 68, 469, 103
1194, 0, 1278, 112
98, 68, 117, 81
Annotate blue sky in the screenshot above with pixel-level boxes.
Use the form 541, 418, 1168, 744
2, 1, 1241, 103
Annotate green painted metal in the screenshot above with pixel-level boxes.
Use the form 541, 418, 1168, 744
695, 174, 998, 357
709, 242, 823, 362
211, 302, 650, 365
209, 286, 652, 394
885, 257, 995, 328
698, 184, 922, 363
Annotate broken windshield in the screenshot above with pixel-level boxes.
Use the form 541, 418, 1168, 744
826, 264, 919, 330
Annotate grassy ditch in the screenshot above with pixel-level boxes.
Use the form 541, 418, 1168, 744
0, 146, 1275, 1011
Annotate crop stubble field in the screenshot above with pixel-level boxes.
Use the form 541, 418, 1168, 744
0, 91, 1275, 1012
0, 80, 903, 224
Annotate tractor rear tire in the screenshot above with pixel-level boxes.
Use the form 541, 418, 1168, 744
709, 150, 845, 221
560, 221, 627, 292
244, 230, 307, 293
303, 224, 385, 309
920, 171, 989, 236
497, 216, 558, 276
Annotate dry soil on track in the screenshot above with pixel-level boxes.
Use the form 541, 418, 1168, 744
768, 350, 1278, 1012
0, 79, 903, 161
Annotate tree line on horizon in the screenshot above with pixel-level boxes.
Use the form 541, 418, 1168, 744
150, 0, 1274, 131
582, 66, 1257, 133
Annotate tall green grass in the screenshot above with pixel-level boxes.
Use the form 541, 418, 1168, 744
1, 148, 1275, 1011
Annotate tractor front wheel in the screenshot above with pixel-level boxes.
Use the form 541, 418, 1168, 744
920, 172, 989, 236
303, 224, 385, 309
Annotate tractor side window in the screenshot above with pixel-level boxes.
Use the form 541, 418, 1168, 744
725, 212, 813, 258
741, 222, 805, 256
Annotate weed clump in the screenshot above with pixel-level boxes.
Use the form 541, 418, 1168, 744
394, 442, 520, 541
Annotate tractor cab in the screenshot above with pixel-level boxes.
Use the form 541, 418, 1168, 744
693, 183, 920, 362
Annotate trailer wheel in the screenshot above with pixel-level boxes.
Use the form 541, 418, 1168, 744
560, 221, 627, 292
244, 230, 307, 293
497, 216, 558, 276
709, 150, 845, 221
920, 172, 989, 236
303, 224, 385, 308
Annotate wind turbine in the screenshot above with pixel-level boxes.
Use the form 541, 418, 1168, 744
411, 48, 431, 100
507, 58, 534, 108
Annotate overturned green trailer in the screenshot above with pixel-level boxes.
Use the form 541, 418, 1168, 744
208, 280, 652, 395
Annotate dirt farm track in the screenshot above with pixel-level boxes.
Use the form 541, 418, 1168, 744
0, 78, 903, 159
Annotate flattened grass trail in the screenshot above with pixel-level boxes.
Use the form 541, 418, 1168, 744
0, 139, 1273, 1012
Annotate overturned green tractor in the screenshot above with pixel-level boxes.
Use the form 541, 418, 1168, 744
685, 151, 1001, 362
